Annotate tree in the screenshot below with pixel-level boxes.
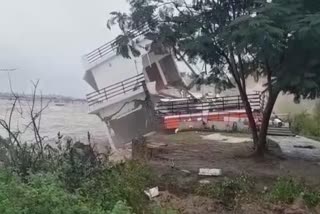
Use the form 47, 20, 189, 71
108, 0, 320, 156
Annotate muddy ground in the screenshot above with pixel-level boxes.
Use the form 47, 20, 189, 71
144, 131, 320, 214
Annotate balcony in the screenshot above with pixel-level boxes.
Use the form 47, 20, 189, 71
155, 92, 265, 116
86, 73, 146, 113
82, 26, 150, 70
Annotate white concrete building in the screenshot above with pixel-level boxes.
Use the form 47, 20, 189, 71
82, 36, 193, 148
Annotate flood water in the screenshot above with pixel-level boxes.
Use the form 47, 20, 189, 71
0, 99, 109, 146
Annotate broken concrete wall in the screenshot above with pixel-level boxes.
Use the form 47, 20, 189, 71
109, 105, 156, 145
142, 52, 184, 90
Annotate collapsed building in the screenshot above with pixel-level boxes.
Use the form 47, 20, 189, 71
82, 34, 265, 149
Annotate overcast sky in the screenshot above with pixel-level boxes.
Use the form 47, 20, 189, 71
0, 0, 128, 98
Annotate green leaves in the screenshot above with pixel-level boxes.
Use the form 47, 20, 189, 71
108, 0, 320, 99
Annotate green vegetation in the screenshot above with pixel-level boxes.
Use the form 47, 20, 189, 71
291, 102, 320, 139
108, 0, 320, 155
269, 177, 320, 207
196, 175, 254, 208
269, 177, 305, 204
196, 175, 320, 209
0, 171, 106, 214
0, 135, 164, 214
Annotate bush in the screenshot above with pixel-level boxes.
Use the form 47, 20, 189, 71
269, 177, 304, 204
0, 132, 156, 213
108, 201, 133, 214
0, 170, 106, 214
303, 191, 320, 207
80, 160, 153, 213
196, 175, 253, 208
269, 177, 320, 207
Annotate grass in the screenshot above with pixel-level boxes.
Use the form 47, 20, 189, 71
195, 175, 320, 209
268, 177, 320, 207
195, 175, 254, 208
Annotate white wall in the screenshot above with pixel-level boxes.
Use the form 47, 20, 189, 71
91, 54, 143, 90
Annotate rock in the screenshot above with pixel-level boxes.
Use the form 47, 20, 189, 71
199, 168, 222, 176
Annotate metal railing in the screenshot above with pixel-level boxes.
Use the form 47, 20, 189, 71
155, 93, 264, 116
86, 73, 145, 106
84, 25, 150, 64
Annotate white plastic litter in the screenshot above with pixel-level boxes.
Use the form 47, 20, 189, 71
199, 179, 211, 184
144, 187, 160, 199
199, 168, 222, 176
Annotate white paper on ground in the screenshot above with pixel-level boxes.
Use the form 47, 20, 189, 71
199, 168, 222, 176
144, 186, 160, 199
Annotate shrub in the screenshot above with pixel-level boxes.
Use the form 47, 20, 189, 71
54, 139, 106, 192
108, 201, 133, 214
303, 191, 320, 207
269, 177, 320, 207
269, 177, 304, 204
196, 175, 254, 208
0, 170, 106, 214
80, 160, 153, 213
0, 133, 155, 213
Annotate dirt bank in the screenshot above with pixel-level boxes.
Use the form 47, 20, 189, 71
145, 131, 320, 213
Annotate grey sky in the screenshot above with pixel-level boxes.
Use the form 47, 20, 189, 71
0, 0, 128, 98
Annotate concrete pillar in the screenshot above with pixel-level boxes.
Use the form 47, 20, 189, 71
104, 121, 117, 152
155, 61, 168, 86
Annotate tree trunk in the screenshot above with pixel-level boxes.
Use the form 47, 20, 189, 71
255, 91, 280, 156
238, 87, 259, 146
244, 99, 259, 145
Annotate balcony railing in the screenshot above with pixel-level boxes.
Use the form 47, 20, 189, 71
84, 25, 149, 64
155, 92, 264, 116
86, 73, 145, 107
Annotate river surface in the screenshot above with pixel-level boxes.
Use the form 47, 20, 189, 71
0, 99, 108, 146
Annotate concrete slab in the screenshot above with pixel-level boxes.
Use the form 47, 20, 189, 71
267, 135, 320, 161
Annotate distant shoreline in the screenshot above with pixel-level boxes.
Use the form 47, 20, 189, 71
0, 93, 86, 103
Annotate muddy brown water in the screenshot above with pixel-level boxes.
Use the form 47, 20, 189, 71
0, 99, 108, 146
